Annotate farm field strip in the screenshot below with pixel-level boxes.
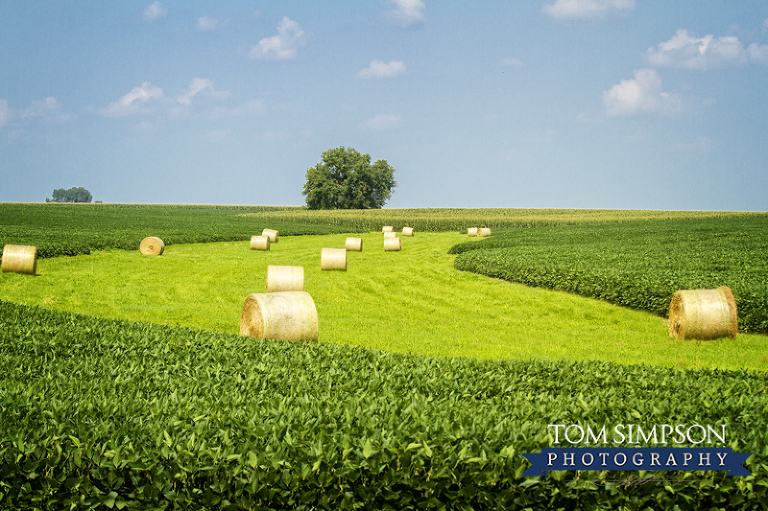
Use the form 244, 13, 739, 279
2, 232, 766, 369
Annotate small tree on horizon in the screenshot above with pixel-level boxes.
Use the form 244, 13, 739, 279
302, 147, 396, 209
48, 187, 93, 203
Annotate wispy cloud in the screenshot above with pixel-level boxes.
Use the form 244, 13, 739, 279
1, 97, 75, 126
362, 112, 401, 130
249, 17, 306, 60
176, 78, 230, 105
499, 57, 524, 69
0, 99, 11, 127
103, 82, 164, 117
385, 0, 426, 27
142, 2, 167, 22
543, 0, 634, 19
195, 16, 228, 31
602, 68, 682, 117
356, 60, 407, 79
647, 29, 768, 69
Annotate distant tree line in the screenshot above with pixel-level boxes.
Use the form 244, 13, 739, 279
47, 187, 93, 203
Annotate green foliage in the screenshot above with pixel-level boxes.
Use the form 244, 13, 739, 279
2, 300, 767, 509
0, 203, 362, 258
451, 217, 768, 334
49, 186, 93, 203
302, 147, 396, 209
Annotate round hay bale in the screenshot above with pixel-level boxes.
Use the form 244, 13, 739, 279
266, 265, 304, 293
262, 228, 279, 243
1, 244, 37, 275
402, 227, 415, 237
668, 286, 738, 340
467, 227, 478, 237
250, 235, 271, 251
382, 226, 394, 233
321, 248, 347, 271
240, 291, 318, 342
345, 237, 363, 252
383, 231, 397, 238
384, 237, 402, 252
477, 227, 492, 238
140, 237, 164, 256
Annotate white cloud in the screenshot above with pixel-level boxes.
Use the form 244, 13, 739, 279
362, 112, 401, 130
646, 29, 768, 69
142, 2, 167, 22
499, 57, 524, 69
176, 78, 230, 105
356, 60, 407, 79
104, 82, 164, 117
543, 0, 634, 19
249, 17, 306, 60
385, 0, 426, 27
196, 16, 228, 31
0, 99, 10, 127
602, 68, 682, 117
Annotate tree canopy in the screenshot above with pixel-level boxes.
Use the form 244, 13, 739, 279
302, 147, 396, 209
48, 187, 93, 203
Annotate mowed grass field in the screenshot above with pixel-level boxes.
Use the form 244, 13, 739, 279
2, 229, 766, 370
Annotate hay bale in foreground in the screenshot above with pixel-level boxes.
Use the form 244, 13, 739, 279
467, 227, 478, 237
266, 265, 304, 292
345, 237, 363, 252
382, 226, 394, 233
384, 237, 402, 252
321, 248, 347, 271
240, 291, 318, 342
140, 237, 164, 256
262, 228, 279, 243
402, 227, 415, 237
477, 227, 492, 238
250, 235, 271, 251
668, 286, 738, 340
1, 244, 37, 275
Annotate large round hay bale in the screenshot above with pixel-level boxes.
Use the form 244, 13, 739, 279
250, 235, 271, 251
240, 291, 318, 342
384, 237, 402, 252
1, 244, 37, 275
383, 231, 397, 238
140, 237, 164, 255
345, 237, 363, 252
382, 226, 394, 233
266, 265, 304, 292
321, 248, 347, 271
402, 227, 415, 237
467, 227, 478, 237
668, 286, 738, 340
477, 227, 492, 238
262, 228, 279, 243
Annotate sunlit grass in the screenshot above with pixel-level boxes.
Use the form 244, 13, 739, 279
2, 232, 766, 370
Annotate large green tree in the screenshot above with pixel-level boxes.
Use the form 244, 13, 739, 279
48, 187, 93, 203
302, 147, 396, 209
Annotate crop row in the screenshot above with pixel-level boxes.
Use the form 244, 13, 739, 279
1, 300, 767, 509
451, 216, 768, 334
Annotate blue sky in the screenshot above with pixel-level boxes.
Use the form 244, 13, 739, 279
1, 1, 767, 210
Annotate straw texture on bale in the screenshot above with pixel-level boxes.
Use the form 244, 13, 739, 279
668, 286, 738, 340
262, 228, 279, 243
140, 237, 164, 256
383, 231, 397, 238
321, 248, 347, 271
1, 244, 37, 275
384, 237, 402, 252
382, 226, 394, 233
250, 235, 271, 251
345, 237, 363, 252
467, 227, 478, 237
402, 227, 415, 237
477, 228, 492, 238
240, 291, 318, 342
266, 265, 304, 293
